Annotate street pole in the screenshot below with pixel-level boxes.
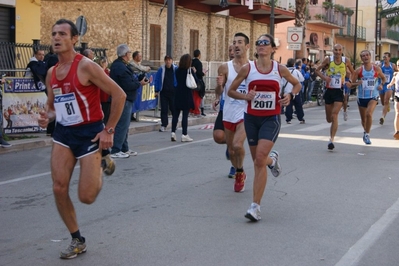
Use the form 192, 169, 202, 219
353, 0, 358, 67
166, 0, 175, 58
375, 0, 378, 58
270, 0, 275, 37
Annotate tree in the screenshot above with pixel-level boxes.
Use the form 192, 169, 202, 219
294, 0, 307, 59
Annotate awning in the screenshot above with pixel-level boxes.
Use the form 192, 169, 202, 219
325, 51, 333, 56
308, 49, 320, 54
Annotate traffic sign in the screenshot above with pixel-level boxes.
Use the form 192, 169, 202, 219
288, 44, 301, 50
76, 16, 87, 36
287, 27, 303, 44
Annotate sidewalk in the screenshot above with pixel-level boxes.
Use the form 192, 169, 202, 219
0, 98, 353, 155
0, 109, 219, 155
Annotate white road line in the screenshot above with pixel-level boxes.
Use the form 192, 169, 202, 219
335, 197, 399, 266
0, 138, 214, 186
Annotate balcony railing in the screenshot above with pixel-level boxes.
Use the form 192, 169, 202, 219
337, 24, 366, 40
253, 0, 296, 10
381, 30, 399, 41
308, 5, 347, 27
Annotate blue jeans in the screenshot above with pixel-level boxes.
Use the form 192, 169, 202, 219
308, 80, 315, 102
111, 100, 133, 153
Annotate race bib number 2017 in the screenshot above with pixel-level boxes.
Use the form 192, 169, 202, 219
54, 92, 84, 126
251, 91, 276, 110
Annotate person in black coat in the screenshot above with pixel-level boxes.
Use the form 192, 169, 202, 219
191, 49, 206, 116
171, 54, 195, 142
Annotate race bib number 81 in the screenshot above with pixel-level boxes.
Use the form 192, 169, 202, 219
54, 92, 84, 126
251, 91, 276, 110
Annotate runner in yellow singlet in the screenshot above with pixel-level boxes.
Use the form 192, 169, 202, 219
315, 44, 355, 150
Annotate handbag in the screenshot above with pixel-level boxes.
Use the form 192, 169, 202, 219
186, 68, 198, 89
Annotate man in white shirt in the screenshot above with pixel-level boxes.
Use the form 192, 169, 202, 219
283, 58, 305, 124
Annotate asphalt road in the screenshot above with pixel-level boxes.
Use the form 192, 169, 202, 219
1, 103, 399, 266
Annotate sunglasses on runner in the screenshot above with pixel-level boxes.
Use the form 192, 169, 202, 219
255, 39, 271, 46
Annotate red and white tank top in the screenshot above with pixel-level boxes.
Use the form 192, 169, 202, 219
245, 60, 282, 116
51, 53, 103, 126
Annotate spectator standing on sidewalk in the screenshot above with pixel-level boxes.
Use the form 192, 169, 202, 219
129, 51, 151, 121
110, 44, 147, 158
284, 58, 305, 124
155, 55, 177, 132
37, 18, 126, 259
97, 56, 112, 124
190, 49, 205, 117
171, 54, 195, 142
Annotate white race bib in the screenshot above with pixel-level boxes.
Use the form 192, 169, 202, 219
329, 74, 342, 89
251, 91, 276, 110
362, 78, 375, 90
384, 74, 390, 83
54, 92, 84, 126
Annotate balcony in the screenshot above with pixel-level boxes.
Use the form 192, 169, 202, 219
336, 24, 366, 40
149, 0, 296, 24
307, 5, 347, 29
381, 30, 399, 42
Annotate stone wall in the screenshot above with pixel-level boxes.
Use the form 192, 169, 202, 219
41, 0, 270, 63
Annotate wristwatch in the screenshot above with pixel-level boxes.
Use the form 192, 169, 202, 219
289, 92, 295, 100
104, 126, 115, 134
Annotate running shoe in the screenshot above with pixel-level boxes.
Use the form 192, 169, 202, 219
343, 111, 348, 121
60, 237, 87, 259
234, 171, 246, 192
110, 151, 130, 159
101, 154, 115, 175
123, 150, 138, 156
228, 166, 236, 178
286, 120, 292, 124
268, 150, 281, 177
299, 120, 305, 124
245, 203, 261, 222
328, 142, 335, 150
379, 117, 384, 125
181, 134, 193, 142
159, 126, 166, 132
363, 133, 371, 145
171, 132, 176, 142
394, 132, 399, 140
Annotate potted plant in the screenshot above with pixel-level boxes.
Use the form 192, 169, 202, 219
314, 14, 325, 20
344, 7, 354, 16
334, 4, 345, 13
322, 1, 333, 9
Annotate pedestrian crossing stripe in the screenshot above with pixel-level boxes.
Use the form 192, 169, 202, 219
199, 124, 214, 130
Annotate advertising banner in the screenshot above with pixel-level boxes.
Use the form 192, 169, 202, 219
1, 77, 47, 134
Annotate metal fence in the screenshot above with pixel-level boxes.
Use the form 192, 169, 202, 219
0, 41, 107, 77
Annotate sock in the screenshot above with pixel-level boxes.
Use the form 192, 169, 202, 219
236, 168, 243, 173
71, 230, 84, 242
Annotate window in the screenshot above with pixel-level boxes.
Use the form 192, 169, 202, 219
149, 24, 161, 61
190, 30, 199, 55
309, 0, 318, 4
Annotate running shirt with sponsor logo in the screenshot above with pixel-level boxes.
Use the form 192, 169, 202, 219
326, 56, 346, 89
381, 62, 394, 88
357, 65, 380, 99
51, 53, 103, 126
245, 60, 282, 117
223, 60, 249, 123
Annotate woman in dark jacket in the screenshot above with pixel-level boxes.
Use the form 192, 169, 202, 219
171, 54, 195, 142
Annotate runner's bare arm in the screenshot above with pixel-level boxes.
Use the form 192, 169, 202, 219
215, 63, 228, 96
227, 63, 249, 100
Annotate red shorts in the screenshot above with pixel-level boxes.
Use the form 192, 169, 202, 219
223, 119, 244, 132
